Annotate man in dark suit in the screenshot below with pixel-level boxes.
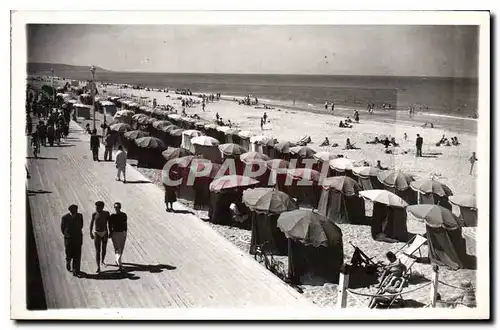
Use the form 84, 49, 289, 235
416, 134, 423, 157
90, 129, 100, 161
61, 204, 84, 277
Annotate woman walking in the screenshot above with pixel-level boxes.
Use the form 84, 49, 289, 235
164, 183, 177, 212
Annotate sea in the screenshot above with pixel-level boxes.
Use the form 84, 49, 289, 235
28, 65, 479, 134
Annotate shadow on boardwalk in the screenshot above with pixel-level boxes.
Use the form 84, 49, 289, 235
82, 263, 177, 281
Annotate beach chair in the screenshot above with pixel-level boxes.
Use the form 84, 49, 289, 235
394, 234, 427, 276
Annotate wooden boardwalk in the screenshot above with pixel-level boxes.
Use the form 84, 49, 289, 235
26, 121, 313, 309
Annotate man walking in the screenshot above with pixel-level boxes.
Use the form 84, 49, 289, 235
115, 146, 127, 183
90, 129, 100, 161
104, 132, 114, 161
109, 202, 128, 271
416, 134, 423, 157
61, 204, 84, 277
469, 152, 478, 175
89, 201, 110, 273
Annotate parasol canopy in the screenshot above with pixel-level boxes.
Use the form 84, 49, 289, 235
134, 136, 166, 150
277, 210, 343, 247
162, 147, 193, 162
449, 194, 476, 209
132, 113, 148, 122
114, 110, 134, 118
321, 176, 361, 196
219, 143, 247, 157
242, 187, 298, 214
286, 168, 321, 183
240, 151, 270, 164
266, 159, 291, 174
359, 189, 408, 208
313, 151, 338, 162
329, 158, 355, 171
377, 170, 414, 191
209, 175, 259, 193
175, 155, 204, 169
186, 160, 224, 180
410, 179, 453, 197
109, 123, 132, 133
250, 135, 273, 144
183, 129, 204, 138
152, 120, 173, 130
352, 166, 380, 178
191, 136, 220, 147
123, 130, 149, 140
238, 130, 255, 139
406, 204, 462, 229
273, 141, 295, 154
289, 146, 316, 158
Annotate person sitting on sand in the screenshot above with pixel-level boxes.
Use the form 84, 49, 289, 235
339, 120, 345, 128
320, 137, 330, 147
376, 160, 388, 170
383, 137, 391, 149
345, 117, 353, 124
345, 138, 356, 150
216, 112, 220, 121
390, 137, 399, 147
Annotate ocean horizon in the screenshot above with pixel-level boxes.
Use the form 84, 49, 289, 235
28, 63, 479, 117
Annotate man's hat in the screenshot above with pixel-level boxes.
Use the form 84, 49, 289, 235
95, 201, 105, 207
68, 204, 78, 211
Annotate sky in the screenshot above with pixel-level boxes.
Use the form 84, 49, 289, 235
27, 25, 479, 77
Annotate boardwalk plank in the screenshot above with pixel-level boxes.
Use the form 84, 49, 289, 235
26, 121, 312, 309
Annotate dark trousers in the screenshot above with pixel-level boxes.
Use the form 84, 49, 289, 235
64, 237, 82, 273
416, 146, 422, 157
92, 147, 99, 161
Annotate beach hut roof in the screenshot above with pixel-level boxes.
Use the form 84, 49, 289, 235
100, 100, 115, 106
216, 126, 231, 133
204, 123, 217, 130
168, 114, 182, 120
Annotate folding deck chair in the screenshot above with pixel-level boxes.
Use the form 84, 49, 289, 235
394, 234, 428, 276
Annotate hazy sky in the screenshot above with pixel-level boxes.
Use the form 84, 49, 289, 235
27, 24, 479, 77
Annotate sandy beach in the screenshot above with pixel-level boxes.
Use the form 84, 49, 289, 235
75, 82, 476, 308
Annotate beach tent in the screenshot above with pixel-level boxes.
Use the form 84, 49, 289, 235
208, 175, 258, 227
277, 210, 344, 284
407, 205, 470, 270
281, 168, 322, 208
289, 146, 317, 169
410, 179, 453, 210
242, 188, 298, 255
329, 158, 357, 179
377, 170, 418, 205
360, 190, 409, 243
449, 194, 477, 227
192, 136, 222, 164
352, 166, 383, 190
317, 176, 366, 225
238, 131, 255, 151
181, 130, 204, 153
74, 103, 91, 120
99, 100, 117, 116
122, 130, 149, 159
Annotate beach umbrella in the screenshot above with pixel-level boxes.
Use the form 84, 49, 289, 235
250, 135, 273, 145
134, 136, 166, 150
224, 128, 241, 136
110, 123, 132, 133
352, 166, 380, 178
144, 117, 157, 125
313, 151, 338, 162
240, 151, 271, 164
377, 170, 414, 190
115, 110, 134, 118
266, 159, 291, 173
169, 128, 184, 137
321, 176, 361, 196
161, 147, 193, 162
406, 204, 462, 229
209, 175, 259, 193
152, 120, 173, 130
162, 124, 180, 133
132, 114, 148, 122
410, 179, 453, 197
187, 160, 224, 180
289, 146, 317, 158
277, 210, 343, 247
359, 189, 408, 208
219, 143, 247, 157
274, 141, 295, 154
216, 126, 231, 133
286, 168, 321, 183
238, 130, 255, 139
168, 114, 182, 121
183, 129, 204, 138
191, 136, 220, 147
123, 130, 149, 140
449, 194, 477, 209
204, 123, 217, 130
242, 187, 298, 214
329, 158, 355, 171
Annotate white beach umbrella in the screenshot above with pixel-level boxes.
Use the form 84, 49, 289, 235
238, 130, 255, 138
191, 136, 220, 147
250, 135, 273, 144
329, 158, 355, 171
168, 114, 182, 120
216, 126, 231, 133
359, 189, 408, 208
183, 129, 204, 138
313, 151, 338, 162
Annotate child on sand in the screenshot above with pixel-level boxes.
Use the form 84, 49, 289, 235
469, 152, 478, 175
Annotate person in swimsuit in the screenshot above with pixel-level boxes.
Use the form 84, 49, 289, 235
89, 201, 111, 273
